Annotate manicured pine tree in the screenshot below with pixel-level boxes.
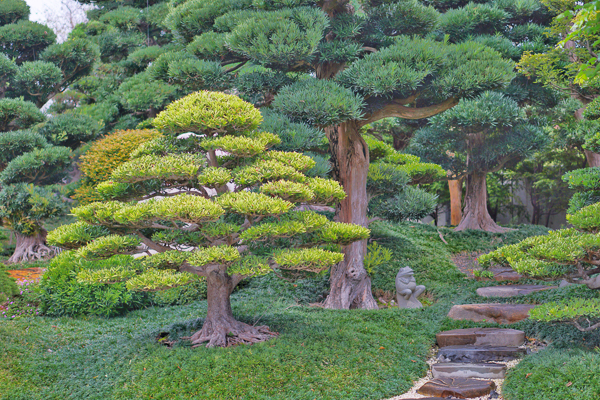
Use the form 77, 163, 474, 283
47, 91, 369, 347
410, 91, 548, 232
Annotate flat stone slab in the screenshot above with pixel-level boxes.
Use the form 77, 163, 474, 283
402, 398, 452, 400
438, 345, 527, 363
437, 327, 525, 347
432, 362, 507, 379
475, 267, 523, 282
476, 284, 557, 298
447, 303, 535, 324
417, 377, 495, 398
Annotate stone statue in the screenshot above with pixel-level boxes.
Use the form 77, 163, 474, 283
395, 267, 426, 308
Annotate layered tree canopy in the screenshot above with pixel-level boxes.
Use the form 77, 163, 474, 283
48, 91, 369, 347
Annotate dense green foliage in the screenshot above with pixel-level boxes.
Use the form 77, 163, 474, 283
503, 348, 600, 400
0, 267, 18, 303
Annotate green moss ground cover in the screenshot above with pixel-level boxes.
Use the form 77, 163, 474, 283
0, 221, 596, 400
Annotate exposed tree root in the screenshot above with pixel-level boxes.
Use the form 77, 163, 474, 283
7, 232, 58, 264
185, 318, 277, 348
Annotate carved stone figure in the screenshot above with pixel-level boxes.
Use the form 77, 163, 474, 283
395, 267, 425, 308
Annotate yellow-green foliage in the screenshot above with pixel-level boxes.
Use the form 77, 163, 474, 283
234, 159, 305, 186
47, 221, 109, 250
187, 245, 240, 267
364, 242, 393, 275
530, 298, 600, 323
274, 248, 344, 272
111, 154, 204, 183
74, 129, 160, 203
137, 251, 190, 270
152, 91, 263, 135
312, 222, 371, 246
201, 132, 281, 157
217, 192, 294, 217
197, 167, 232, 188
77, 267, 137, 284
240, 211, 329, 241
227, 256, 271, 276
479, 228, 600, 279
306, 177, 346, 204
264, 151, 316, 172
261, 180, 315, 203
76, 235, 141, 259
568, 202, 600, 232
126, 269, 194, 291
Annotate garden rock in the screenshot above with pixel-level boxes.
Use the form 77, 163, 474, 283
417, 377, 495, 398
436, 327, 525, 348
438, 345, 527, 363
475, 267, 522, 282
431, 362, 507, 379
476, 284, 557, 298
447, 303, 535, 324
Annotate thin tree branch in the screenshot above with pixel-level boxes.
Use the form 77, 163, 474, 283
358, 97, 459, 127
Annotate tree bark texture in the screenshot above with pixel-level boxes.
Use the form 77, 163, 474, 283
455, 172, 510, 233
322, 121, 378, 310
187, 270, 276, 348
448, 178, 463, 226
584, 149, 600, 167
7, 230, 57, 264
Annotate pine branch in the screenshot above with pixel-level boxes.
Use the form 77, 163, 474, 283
572, 319, 600, 332
359, 97, 458, 126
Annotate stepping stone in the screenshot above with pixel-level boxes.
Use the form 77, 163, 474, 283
475, 267, 522, 282
447, 303, 535, 324
402, 398, 451, 400
476, 284, 557, 298
432, 362, 507, 379
417, 377, 495, 398
438, 345, 526, 363
437, 327, 525, 347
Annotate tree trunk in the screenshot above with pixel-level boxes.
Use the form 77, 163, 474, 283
584, 149, 600, 167
448, 178, 463, 226
187, 270, 276, 348
322, 121, 378, 310
455, 172, 510, 233
7, 230, 57, 264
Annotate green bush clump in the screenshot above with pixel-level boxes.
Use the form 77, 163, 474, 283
503, 348, 600, 400
38, 251, 207, 317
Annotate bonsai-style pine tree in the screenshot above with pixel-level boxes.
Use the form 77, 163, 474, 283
48, 91, 369, 347
480, 172, 600, 330
410, 91, 547, 232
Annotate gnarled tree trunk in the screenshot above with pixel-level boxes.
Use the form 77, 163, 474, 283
455, 172, 509, 233
7, 230, 57, 264
187, 270, 275, 348
322, 121, 378, 310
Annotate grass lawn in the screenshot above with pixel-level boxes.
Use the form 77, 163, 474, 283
1, 221, 597, 400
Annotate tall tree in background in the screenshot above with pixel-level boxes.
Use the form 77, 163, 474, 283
410, 92, 547, 232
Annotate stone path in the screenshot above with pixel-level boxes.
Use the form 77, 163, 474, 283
389, 265, 557, 399
390, 328, 528, 399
